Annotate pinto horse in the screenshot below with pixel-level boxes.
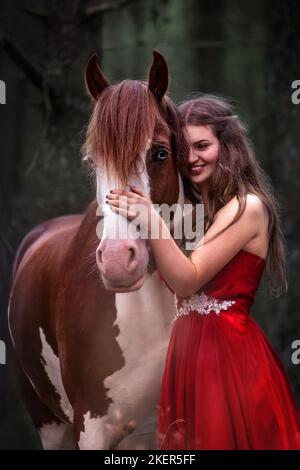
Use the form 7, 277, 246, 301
8, 51, 187, 450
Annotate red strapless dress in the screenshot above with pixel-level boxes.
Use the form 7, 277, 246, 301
157, 250, 300, 450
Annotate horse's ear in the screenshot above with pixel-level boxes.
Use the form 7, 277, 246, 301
85, 53, 110, 100
148, 50, 168, 102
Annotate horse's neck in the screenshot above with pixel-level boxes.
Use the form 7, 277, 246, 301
74, 200, 99, 246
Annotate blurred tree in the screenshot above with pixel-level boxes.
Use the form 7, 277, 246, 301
0, 0, 104, 448
263, 0, 300, 400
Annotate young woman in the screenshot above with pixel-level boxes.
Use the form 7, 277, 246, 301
106, 95, 300, 450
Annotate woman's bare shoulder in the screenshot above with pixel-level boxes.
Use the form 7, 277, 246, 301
215, 193, 267, 221
244, 193, 269, 227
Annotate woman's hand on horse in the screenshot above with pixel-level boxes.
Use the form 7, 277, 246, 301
106, 186, 157, 233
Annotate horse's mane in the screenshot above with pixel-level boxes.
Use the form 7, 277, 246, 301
83, 80, 187, 184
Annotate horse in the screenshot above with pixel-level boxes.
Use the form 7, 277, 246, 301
8, 51, 187, 450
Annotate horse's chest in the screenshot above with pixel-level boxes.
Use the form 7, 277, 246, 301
79, 273, 177, 449
104, 273, 175, 414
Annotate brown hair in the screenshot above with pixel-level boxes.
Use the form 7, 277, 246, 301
179, 94, 287, 297
82, 80, 187, 184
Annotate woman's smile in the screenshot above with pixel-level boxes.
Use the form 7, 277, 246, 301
189, 163, 207, 175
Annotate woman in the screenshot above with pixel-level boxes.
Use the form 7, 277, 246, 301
106, 95, 300, 450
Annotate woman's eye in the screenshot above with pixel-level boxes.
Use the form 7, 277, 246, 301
153, 148, 168, 162
196, 144, 209, 151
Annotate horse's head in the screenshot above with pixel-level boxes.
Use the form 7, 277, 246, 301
84, 51, 186, 292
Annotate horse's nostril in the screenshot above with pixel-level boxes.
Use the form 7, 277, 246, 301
127, 245, 139, 272
96, 240, 143, 277
128, 247, 135, 264
97, 249, 103, 265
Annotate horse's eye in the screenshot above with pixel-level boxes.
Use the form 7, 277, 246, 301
153, 148, 168, 162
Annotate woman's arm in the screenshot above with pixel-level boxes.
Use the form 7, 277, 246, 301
106, 188, 265, 297
150, 194, 264, 296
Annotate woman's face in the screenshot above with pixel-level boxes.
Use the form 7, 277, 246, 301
185, 125, 220, 186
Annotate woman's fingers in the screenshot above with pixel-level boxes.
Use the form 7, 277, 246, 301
106, 199, 119, 207
107, 198, 137, 211
109, 188, 124, 195
130, 186, 148, 198
106, 188, 151, 230
106, 193, 137, 203
109, 187, 147, 199
109, 188, 139, 197
107, 197, 137, 213
110, 205, 137, 221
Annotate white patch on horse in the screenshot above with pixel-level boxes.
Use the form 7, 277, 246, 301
78, 411, 111, 449
39, 327, 73, 422
39, 422, 76, 450
101, 271, 176, 449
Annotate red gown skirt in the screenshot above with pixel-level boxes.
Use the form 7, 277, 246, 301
157, 251, 300, 450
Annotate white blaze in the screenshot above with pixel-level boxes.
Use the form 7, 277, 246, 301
39, 327, 73, 422
95, 144, 151, 242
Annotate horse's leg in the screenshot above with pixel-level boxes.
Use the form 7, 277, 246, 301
16, 363, 76, 450
73, 407, 134, 450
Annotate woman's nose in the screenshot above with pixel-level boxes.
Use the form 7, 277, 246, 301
188, 147, 198, 163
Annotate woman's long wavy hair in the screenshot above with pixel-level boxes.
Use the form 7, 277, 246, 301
179, 95, 287, 297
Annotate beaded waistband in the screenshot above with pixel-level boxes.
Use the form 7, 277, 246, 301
175, 291, 236, 319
